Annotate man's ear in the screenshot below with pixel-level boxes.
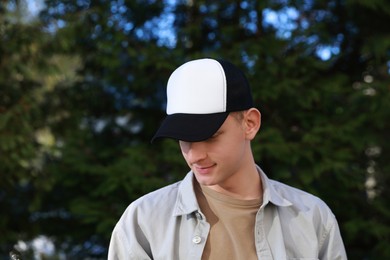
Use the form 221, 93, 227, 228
243, 108, 261, 140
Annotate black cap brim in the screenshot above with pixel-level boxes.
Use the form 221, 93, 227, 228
152, 112, 229, 142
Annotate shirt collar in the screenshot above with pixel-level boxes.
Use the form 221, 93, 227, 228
173, 165, 292, 216
172, 171, 199, 216
257, 166, 293, 207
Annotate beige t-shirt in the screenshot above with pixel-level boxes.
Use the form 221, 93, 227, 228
195, 183, 262, 260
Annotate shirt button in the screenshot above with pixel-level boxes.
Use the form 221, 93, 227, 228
195, 212, 202, 220
192, 235, 202, 244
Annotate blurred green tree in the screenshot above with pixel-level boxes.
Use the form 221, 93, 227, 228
0, 0, 81, 256
0, 0, 389, 258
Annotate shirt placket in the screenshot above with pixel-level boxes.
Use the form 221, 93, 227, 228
255, 206, 274, 260
187, 211, 210, 260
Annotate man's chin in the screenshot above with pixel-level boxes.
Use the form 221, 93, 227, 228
194, 174, 216, 187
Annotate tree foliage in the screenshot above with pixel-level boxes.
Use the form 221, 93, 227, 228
1, 0, 389, 258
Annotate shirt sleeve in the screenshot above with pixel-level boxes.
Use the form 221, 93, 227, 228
319, 216, 348, 260
108, 203, 152, 260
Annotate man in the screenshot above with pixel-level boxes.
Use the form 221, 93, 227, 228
108, 58, 347, 259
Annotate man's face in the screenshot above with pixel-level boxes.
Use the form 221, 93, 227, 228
179, 113, 253, 190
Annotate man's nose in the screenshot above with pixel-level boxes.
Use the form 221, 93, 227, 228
184, 142, 207, 163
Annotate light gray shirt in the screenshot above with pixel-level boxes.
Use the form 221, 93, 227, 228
108, 167, 347, 259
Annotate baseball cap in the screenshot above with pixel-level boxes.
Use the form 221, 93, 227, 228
152, 58, 253, 142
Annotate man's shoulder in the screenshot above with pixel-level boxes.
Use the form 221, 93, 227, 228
268, 178, 333, 216
133, 180, 182, 208
116, 180, 183, 225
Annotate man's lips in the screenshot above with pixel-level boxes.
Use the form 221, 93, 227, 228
193, 164, 216, 174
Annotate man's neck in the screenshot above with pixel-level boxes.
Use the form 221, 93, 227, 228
208, 165, 262, 200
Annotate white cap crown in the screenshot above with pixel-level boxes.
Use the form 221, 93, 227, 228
166, 59, 227, 115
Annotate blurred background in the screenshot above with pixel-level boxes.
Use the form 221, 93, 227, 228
1, 0, 389, 259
